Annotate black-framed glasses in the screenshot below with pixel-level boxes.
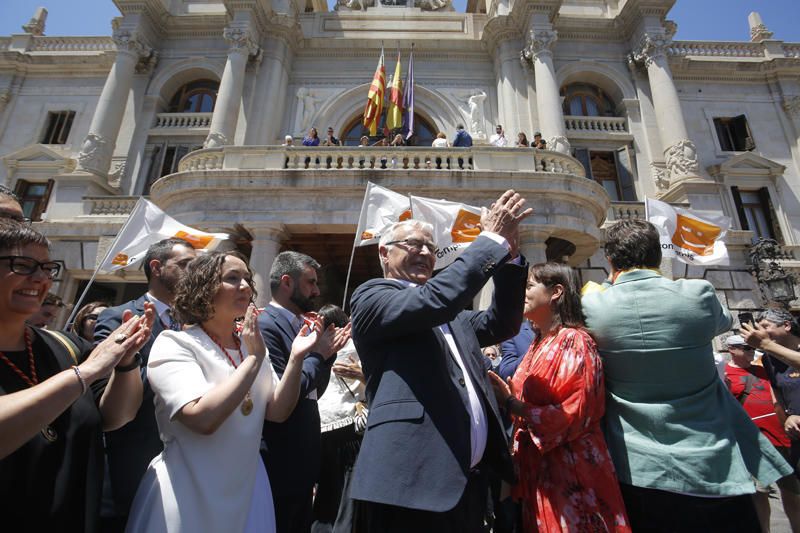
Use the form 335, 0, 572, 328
0, 256, 61, 279
385, 238, 438, 254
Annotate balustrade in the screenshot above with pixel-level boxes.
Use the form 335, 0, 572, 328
668, 41, 764, 58
84, 196, 139, 216
153, 112, 213, 129
564, 115, 627, 134
29, 37, 114, 52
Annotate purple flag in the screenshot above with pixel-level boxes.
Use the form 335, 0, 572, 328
402, 49, 415, 140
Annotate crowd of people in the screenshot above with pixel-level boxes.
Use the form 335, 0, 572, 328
4, 183, 800, 532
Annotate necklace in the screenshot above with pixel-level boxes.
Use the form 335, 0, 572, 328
202, 326, 254, 416
0, 328, 58, 442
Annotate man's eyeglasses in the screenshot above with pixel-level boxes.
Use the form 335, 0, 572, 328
0, 256, 62, 279
385, 238, 438, 254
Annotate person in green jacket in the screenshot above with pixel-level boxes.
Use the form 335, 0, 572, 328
582, 218, 793, 532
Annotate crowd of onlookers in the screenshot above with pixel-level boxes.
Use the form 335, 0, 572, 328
5, 182, 800, 533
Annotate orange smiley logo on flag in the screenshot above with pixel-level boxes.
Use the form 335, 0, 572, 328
671, 214, 722, 256
111, 253, 129, 266
451, 209, 481, 243
173, 230, 214, 249
398, 209, 412, 222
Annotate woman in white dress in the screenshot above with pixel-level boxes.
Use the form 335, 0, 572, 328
127, 251, 334, 533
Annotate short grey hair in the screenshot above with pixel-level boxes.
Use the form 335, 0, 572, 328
758, 308, 800, 337
269, 251, 320, 292
377, 220, 435, 274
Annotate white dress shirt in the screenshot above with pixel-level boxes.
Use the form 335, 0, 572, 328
146, 292, 174, 330
489, 133, 508, 147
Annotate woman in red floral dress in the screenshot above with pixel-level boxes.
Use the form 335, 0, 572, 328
490, 263, 630, 532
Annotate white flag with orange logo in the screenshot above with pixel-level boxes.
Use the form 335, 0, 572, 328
355, 182, 411, 247
409, 195, 482, 269
645, 197, 730, 265
98, 198, 228, 273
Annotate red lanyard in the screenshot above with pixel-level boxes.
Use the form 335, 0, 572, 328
201, 326, 244, 368
0, 328, 38, 387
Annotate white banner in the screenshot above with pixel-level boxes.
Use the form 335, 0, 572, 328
410, 195, 481, 269
98, 198, 228, 273
354, 182, 411, 247
645, 197, 730, 266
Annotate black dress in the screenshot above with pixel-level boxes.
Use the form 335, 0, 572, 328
0, 329, 104, 533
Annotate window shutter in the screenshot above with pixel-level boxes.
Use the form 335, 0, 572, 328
758, 187, 779, 241
573, 148, 592, 180
730, 186, 748, 230
615, 146, 637, 201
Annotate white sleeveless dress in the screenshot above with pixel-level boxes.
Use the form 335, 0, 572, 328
126, 326, 277, 533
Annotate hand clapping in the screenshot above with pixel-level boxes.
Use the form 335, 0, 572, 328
480, 190, 533, 258
241, 304, 266, 362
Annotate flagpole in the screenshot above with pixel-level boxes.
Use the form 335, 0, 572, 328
64, 197, 146, 328
342, 184, 374, 311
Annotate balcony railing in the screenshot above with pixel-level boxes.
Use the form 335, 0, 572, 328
668, 41, 765, 58
177, 145, 587, 176
153, 112, 213, 129
28, 36, 114, 52
564, 115, 627, 134
83, 196, 139, 216
784, 44, 800, 59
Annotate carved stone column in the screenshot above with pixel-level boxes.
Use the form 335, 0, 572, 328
631, 31, 699, 186
493, 38, 523, 138
522, 29, 570, 154
78, 30, 152, 177
204, 27, 260, 148
248, 224, 287, 307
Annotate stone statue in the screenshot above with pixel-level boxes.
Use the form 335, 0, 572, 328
294, 88, 323, 136
22, 7, 47, 36
466, 90, 487, 140
77, 132, 111, 175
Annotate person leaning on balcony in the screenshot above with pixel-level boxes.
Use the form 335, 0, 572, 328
581, 219, 793, 532
302, 127, 320, 168
489, 125, 508, 147
0, 219, 155, 533
516, 132, 529, 148
531, 132, 546, 150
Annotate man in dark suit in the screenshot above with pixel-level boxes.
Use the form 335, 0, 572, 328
497, 320, 535, 381
258, 251, 337, 533
94, 237, 196, 529
349, 189, 532, 532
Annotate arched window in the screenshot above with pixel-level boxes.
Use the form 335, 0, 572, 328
339, 112, 437, 146
168, 80, 219, 113
561, 83, 616, 117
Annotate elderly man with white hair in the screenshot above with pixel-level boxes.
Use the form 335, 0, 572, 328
348, 190, 532, 532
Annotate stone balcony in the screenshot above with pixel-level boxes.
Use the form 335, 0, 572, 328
564, 115, 630, 140
141, 144, 610, 264
150, 112, 213, 136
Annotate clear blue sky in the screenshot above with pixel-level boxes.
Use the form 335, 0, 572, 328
2, 0, 799, 42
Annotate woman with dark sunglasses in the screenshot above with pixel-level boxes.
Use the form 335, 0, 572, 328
71, 301, 111, 344
0, 219, 155, 532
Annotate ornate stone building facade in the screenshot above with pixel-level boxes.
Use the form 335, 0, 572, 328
1, 0, 799, 324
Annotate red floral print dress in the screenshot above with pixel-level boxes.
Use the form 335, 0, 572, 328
510, 327, 630, 532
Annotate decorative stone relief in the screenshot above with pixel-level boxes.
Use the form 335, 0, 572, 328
548, 135, 571, 154
783, 96, 800, 118
335, 0, 374, 10
135, 50, 159, 75
108, 160, 126, 188
294, 88, 325, 136
664, 139, 699, 181
112, 29, 153, 59
416, 0, 451, 10
203, 131, 229, 149
450, 90, 487, 140
223, 27, 260, 57
650, 163, 670, 191
750, 24, 773, 42
630, 32, 671, 68
77, 132, 112, 175
0, 90, 10, 112
520, 28, 557, 64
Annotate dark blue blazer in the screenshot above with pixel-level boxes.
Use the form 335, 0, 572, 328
258, 304, 333, 498
349, 235, 525, 512
453, 129, 473, 147
497, 320, 536, 381
93, 294, 166, 515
